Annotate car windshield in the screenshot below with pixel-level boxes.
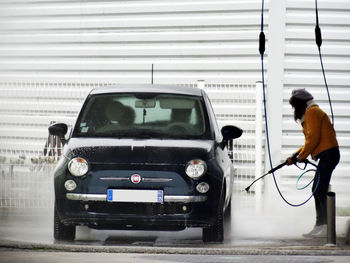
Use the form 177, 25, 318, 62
73, 93, 210, 139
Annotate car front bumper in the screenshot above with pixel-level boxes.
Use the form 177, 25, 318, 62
57, 193, 213, 230
66, 193, 207, 203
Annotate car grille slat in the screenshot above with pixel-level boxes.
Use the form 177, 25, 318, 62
99, 177, 173, 183
87, 202, 191, 216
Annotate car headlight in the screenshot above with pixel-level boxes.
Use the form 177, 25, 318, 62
185, 159, 207, 179
68, 157, 88, 177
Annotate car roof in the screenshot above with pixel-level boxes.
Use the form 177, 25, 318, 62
89, 84, 203, 97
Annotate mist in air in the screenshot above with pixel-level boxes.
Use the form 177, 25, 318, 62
0, 165, 315, 245
0, 162, 346, 245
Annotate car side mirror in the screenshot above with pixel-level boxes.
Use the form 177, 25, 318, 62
219, 125, 243, 149
48, 123, 68, 145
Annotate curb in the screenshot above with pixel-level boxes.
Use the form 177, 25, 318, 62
1, 240, 350, 256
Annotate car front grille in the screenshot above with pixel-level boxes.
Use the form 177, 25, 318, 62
86, 202, 192, 216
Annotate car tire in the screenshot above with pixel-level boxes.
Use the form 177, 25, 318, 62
54, 203, 76, 241
202, 190, 224, 243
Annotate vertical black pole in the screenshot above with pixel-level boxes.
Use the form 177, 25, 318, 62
327, 192, 336, 245
151, 64, 154, 84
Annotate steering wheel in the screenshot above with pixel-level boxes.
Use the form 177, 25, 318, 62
166, 122, 189, 133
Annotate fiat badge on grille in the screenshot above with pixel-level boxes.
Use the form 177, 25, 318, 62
130, 174, 142, 184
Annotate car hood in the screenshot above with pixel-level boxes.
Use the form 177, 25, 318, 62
65, 138, 215, 164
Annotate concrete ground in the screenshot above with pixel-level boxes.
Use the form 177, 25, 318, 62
0, 206, 350, 256
1, 249, 350, 263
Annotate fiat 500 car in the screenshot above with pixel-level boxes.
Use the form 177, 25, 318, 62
49, 84, 242, 243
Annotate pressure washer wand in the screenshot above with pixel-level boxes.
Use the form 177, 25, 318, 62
244, 161, 287, 192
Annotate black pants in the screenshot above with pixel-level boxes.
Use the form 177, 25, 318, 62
312, 147, 340, 226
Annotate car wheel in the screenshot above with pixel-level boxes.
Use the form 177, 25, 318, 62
202, 190, 224, 243
54, 203, 76, 241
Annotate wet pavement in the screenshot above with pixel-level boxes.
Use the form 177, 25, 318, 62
0, 207, 350, 256
1, 250, 350, 263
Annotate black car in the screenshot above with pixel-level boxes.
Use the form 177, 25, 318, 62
49, 84, 242, 243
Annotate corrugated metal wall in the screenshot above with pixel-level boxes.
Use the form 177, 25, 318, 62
280, 0, 350, 207
0, 0, 263, 84
0, 0, 264, 160
0, 0, 266, 210
1, 0, 350, 208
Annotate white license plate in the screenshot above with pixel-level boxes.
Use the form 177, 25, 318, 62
107, 189, 163, 203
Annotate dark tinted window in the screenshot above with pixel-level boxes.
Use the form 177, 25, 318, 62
73, 93, 210, 139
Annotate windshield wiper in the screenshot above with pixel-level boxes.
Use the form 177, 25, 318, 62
94, 132, 128, 138
166, 134, 193, 139
131, 130, 165, 139
100, 130, 163, 139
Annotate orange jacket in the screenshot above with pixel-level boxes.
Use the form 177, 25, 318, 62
297, 105, 338, 160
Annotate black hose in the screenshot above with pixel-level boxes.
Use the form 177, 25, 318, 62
244, 160, 320, 207
315, 0, 334, 125
255, 0, 330, 207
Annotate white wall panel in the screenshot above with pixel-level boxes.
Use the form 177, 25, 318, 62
281, 0, 350, 207
0, 0, 264, 84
